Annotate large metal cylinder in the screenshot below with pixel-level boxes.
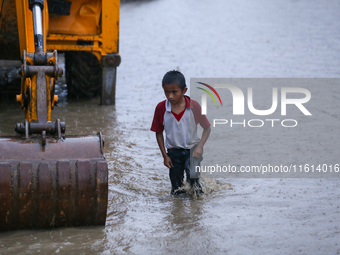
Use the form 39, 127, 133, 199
0, 135, 108, 231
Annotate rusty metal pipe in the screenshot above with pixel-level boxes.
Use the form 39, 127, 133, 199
15, 121, 66, 135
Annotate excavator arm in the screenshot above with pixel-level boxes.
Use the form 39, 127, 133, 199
15, 0, 62, 141
0, 0, 108, 231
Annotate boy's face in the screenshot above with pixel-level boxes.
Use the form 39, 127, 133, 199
163, 83, 187, 105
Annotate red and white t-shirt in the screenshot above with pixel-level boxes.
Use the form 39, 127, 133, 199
151, 95, 210, 149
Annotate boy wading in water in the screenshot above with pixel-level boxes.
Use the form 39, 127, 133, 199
151, 70, 211, 195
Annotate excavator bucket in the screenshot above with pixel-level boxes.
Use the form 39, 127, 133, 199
0, 133, 108, 231
0, 0, 109, 231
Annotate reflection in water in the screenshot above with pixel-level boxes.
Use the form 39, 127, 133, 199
0, 227, 106, 254
166, 197, 203, 232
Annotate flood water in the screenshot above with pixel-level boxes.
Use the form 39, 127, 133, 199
1, 0, 340, 254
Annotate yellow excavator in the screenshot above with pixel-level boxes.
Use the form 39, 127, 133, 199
0, 0, 120, 231
0, 0, 121, 104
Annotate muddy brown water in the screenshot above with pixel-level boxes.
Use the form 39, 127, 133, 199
1, 0, 340, 254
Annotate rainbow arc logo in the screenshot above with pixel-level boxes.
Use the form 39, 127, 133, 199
196, 82, 223, 106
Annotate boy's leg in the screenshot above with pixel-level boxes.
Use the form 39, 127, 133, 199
167, 149, 186, 194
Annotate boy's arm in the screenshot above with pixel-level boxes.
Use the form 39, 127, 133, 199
193, 126, 211, 158
155, 132, 173, 168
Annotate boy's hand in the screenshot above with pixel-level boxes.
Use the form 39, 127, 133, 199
193, 145, 203, 158
193, 127, 210, 158
164, 155, 173, 168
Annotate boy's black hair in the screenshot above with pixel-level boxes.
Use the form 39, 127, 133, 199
162, 70, 186, 91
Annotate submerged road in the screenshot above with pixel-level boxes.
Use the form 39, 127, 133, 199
0, 0, 340, 254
